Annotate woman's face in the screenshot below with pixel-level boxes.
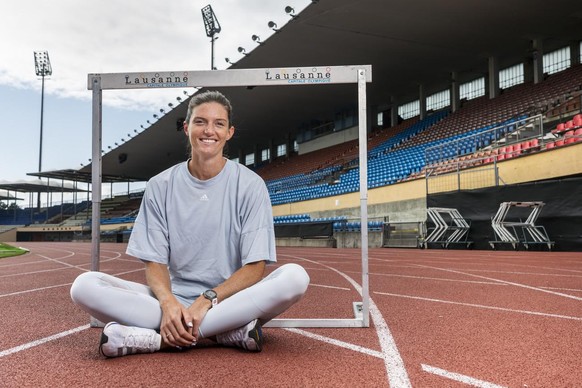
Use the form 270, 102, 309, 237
183, 101, 234, 160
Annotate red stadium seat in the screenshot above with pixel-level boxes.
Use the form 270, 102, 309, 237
546, 141, 555, 150
565, 120, 574, 129
555, 123, 565, 133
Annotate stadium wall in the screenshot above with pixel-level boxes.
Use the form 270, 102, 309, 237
272, 178, 426, 225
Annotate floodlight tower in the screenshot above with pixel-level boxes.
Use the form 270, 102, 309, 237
34, 51, 52, 175
201, 5, 221, 70
33, 51, 52, 209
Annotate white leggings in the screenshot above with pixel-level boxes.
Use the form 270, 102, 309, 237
70, 263, 310, 338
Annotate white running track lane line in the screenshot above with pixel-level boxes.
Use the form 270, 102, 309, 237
309, 283, 351, 291
454, 269, 582, 278
540, 286, 582, 293
0, 283, 72, 298
421, 364, 508, 388
374, 291, 582, 321
0, 325, 90, 358
344, 270, 508, 286
415, 264, 582, 302
284, 328, 384, 359
283, 254, 412, 388
0, 257, 120, 279
0, 268, 145, 298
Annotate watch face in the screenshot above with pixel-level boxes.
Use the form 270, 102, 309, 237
204, 289, 217, 299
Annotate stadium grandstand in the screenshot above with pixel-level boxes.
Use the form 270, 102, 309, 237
1, 0, 581, 251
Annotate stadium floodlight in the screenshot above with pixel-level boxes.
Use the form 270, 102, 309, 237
201, 4, 221, 70
33, 50, 52, 209
252, 34, 262, 44
268, 21, 279, 31
285, 6, 296, 17
238, 46, 247, 55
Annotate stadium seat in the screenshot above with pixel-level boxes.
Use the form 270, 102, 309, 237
565, 120, 574, 130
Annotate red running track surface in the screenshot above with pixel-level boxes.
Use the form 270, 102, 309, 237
1, 242, 581, 387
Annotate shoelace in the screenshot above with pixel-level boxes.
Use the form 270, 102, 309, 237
219, 327, 245, 344
123, 332, 155, 353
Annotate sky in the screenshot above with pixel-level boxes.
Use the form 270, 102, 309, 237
0, 0, 310, 204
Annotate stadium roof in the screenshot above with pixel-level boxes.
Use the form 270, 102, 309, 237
0, 190, 23, 201
27, 169, 138, 184
0, 179, 89, 194
74, 0, 582, 181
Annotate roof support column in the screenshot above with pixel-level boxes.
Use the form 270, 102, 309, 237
451, 71, 460, 113
419, 84, 426, 120
532, 39, 544, 84
390, 97, 399, 127
286, 133, 293, 157
571, 41, 580, 66
268, 139, 274, 163
488, 56, 500, 99
253, 143, 259, 168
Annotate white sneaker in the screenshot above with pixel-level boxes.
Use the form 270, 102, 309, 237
216, 319, 263, 352
99, 322, 161, 358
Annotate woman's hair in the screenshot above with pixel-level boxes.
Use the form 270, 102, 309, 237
184, 90, 233, 125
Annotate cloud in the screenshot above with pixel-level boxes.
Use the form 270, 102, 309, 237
0, 0, 309, 111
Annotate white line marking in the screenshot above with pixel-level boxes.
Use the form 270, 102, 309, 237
456, 269, 582, 278
539, 286, 582, 293
283, 254, 412, 388
415, 264, 582, 301
374, 291, 582, 321
357, 271, 508, 286
0, 283, 72, 298
0, 325, 90, 358
0, 266, 74, 278
284, 328, 384, 359
309, 283, 351, 291
0, 268, 144, 298
421, 364, 507, 388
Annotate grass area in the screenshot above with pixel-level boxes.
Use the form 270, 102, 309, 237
0, 242, 28, 258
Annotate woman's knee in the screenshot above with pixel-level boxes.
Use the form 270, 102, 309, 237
70, 271, 103, 304
277, 263, 310, 300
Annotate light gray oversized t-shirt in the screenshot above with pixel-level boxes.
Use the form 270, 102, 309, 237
126, 159, 276, 304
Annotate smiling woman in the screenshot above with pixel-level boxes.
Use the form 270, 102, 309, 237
0, 243, 28, 259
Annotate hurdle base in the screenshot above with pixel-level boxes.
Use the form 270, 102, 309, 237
264, 302, 368, 328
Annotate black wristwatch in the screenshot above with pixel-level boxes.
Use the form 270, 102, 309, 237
202, 289, 218, 308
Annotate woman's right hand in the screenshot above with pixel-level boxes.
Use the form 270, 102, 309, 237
159, 297, 196, 347
144, 261, 196, 348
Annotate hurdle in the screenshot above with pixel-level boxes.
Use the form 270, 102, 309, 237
88, 65, 372, 328
420, 207, 472, 249
489, 201, 554, 250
